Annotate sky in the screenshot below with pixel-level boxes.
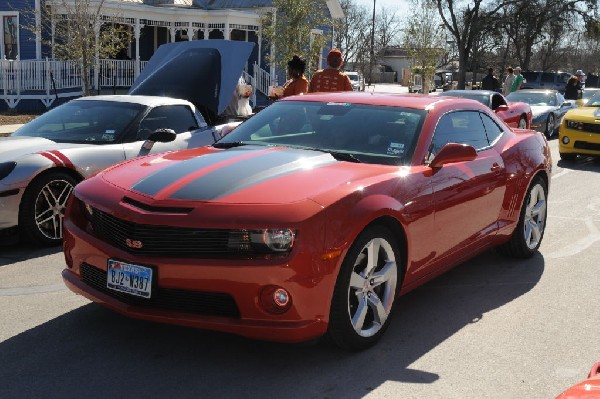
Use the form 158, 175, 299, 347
354, 0, 406, 11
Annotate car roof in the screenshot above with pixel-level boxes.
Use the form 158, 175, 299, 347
74, 95, 193, 107
280, 91, 479, 110
443, 90, 497, 95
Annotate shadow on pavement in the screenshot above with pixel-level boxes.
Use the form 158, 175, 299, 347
0, 250, 544, 399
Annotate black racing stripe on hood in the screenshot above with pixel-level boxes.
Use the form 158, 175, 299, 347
132, 150, 253, 196
171, 149, 337, 201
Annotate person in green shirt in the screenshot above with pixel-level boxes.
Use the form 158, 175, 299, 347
510, 66, 524, 92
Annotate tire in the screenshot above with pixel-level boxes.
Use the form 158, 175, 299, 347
327, 225, 401, 350
545, 114, 555, 138
518, 116, 527, 129
498, 177, 547, 258
559, 152, 577, 161
19, 172, 77, 246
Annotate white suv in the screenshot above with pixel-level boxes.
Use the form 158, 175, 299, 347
346, 71, 365, 91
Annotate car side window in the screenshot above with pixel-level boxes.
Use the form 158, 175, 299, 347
137, 105, 199, 139
541, 73, 555, 83
431, 111, 489, 154
491, 94, 507, 110
479, 113, 503, 145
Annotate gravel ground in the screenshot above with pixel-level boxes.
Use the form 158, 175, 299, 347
0, 111, 40, 125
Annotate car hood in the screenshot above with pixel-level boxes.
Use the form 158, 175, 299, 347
128, 40, 254, 116
563, 106, 600, 121
529, 105, 556, 118
0, 136, 82, 161
96, 146, 390, 206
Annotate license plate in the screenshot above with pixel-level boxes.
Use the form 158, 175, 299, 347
107, 259, 153, 298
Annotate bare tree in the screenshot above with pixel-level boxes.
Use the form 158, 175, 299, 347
24, 0, 132, 96
262, 0, 331, 76
403, 0, 445, 93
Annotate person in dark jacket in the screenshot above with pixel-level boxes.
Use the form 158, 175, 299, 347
564, 76, 582, 100
481, 68, 501, 92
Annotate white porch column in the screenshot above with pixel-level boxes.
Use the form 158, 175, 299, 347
134, 18, 142, 77
35, 0, 41, 59
94, 22, 100, 92
225, 22, 230, 40
188, 22, 193, 41
170, 26, 176, 43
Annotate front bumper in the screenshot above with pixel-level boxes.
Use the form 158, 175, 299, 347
559, 127, 600, 156
0, 186, 23, 230
62, 218, 339, 343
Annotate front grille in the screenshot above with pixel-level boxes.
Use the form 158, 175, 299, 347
581, 123, 600, 134
91, 208, 257, 258
80, 263, 240, 318
574, 141, 600, 151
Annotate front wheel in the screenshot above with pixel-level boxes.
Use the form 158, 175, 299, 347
19, 172, 77, 245
327, 225, 401, 350
498, 177, 547, 258
545, 114, 555, 138
559, 152, 577, 161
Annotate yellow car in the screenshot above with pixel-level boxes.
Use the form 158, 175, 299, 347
559, 91, 600, 161
575, 87, 600, 107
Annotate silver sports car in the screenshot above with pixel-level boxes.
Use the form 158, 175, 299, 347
506, 89, 577, 138
0, 40, 254, 245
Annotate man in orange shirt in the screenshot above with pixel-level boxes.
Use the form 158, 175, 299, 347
308, 49, 353, 93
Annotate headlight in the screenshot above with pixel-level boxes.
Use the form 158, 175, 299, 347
566, 120, 583, 130
0, 162, 16, 180
78, 199, 94, 222
228, 228, 296, 253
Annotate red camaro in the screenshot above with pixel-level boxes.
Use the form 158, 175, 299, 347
442, 90, 533, 129
62, 92, 551, 350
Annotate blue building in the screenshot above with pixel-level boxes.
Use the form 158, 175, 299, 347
0, 0, 343, 110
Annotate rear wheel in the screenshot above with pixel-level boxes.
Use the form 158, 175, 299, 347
327, 225, 401, 350
19, 172, 77, 246
545, 114, 556, 138
499, 177, 547, 258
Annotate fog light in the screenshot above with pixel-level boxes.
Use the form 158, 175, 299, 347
260, 285, 292, 314
562, 136, 570, 144
273, 288, 289, 306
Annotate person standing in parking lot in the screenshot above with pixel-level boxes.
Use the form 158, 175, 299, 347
510, 67, 524, 92
564, 76, 582, 100
309, 49, 353, 93
481, 68, 501, 92
503, 67, 515, 95
281, 55, 309, 98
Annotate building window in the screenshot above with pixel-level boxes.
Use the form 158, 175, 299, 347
1, 14, 19, 59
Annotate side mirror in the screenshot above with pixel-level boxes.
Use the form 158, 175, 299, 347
147, 128, 176, 143
430, 143, 477, 168
495, 104, 509, 112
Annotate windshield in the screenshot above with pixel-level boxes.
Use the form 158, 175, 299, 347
13, 100, 145, 143
583, 90, 600, 101
443, 92, 489, 107
586, 92, 600, 107
347, 74, 359, 81
506, 92, 557, 106
216, 101, 426, 165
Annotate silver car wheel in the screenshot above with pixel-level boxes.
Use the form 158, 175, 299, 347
347, 237, 398, 338
34, 178, 74, 240
523, 182, 547, 250
546, 114, 555, 137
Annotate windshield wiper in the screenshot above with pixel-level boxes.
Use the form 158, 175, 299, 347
307, 148, 361, 163
212, 141, 246, 149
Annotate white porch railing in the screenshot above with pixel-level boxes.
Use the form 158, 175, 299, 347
1, 59, 268, 109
